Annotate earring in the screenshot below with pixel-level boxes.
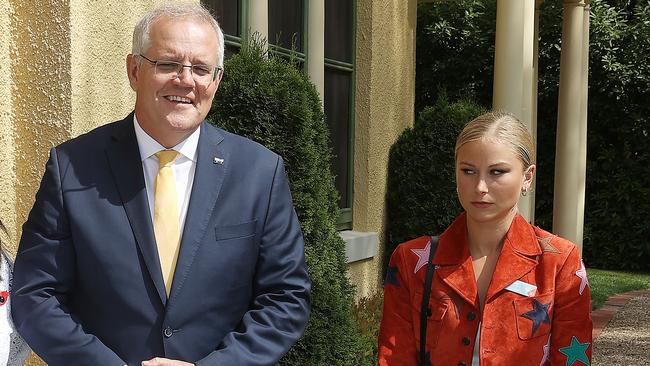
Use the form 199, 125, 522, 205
521, 188, 528, 197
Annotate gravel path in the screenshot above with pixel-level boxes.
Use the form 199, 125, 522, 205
592, 291, 650, 365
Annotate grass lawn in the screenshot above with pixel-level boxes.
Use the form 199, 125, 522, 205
587, 268, 650, 310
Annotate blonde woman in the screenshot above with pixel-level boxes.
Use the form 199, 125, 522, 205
379, 112, 592, 365
0, 220, 30, 366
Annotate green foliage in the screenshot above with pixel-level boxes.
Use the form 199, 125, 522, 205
587, 269, 650, 309
415, 0, 650, 270
207, 39, 363, 365
534, 0, 650, 270
352, 292, 384, 366
385, 95, 483, 266
416, 0, 496, 113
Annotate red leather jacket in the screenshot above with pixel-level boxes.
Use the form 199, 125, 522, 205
379, 213, 592, 366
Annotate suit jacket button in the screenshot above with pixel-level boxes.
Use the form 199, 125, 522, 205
458, 362, 467, 366
462, 337, 471, 346
467, 311, 477, 321
163, 326, 173, 338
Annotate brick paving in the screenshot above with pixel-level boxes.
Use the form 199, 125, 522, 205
591, 289, 650, 365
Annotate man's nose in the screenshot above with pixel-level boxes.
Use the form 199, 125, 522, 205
175, 66, 195, 86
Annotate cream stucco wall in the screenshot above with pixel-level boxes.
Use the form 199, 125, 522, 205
0, 3, 17, 254
348, 0, 417, 299
69, 0, 180, 137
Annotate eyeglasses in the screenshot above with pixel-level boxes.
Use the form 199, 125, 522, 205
138, 54, 222, 84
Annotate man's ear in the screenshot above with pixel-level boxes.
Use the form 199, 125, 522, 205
126, 54, 139, 91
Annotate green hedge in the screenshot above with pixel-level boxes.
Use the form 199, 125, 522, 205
384, 96, 483, 267
207, 41, 363, 365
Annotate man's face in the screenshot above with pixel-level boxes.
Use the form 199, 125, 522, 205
127, 17, 222, 147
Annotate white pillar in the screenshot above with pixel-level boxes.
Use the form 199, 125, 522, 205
306, 0, 325, 104
248, 0, 268, 45
553, 0, 588, 252
493, 0, 536, 222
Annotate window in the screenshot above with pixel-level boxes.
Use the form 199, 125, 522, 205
324, 0, 355, 228
203, 0, 356, 228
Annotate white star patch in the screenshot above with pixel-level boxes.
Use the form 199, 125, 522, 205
540, 335, 550, 365
410, 241, 431, 274
575, 260, 589, 295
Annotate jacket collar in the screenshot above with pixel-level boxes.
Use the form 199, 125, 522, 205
433, 213, 542, 306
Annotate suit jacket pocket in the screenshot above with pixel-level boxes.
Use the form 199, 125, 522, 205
215, 219, 257, 241
513, 292, 554, 340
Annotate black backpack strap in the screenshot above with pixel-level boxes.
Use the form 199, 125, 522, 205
419, 236, 439, 366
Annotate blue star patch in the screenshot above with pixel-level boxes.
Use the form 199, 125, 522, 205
521, 299, 551, 336
384, 266, 400, 287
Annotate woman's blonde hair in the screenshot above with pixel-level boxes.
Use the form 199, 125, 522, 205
455, 111, 535, 169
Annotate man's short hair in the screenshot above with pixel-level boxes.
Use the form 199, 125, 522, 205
132, 2, 225, 67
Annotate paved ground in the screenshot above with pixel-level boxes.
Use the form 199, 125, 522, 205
592, 289, 650, 365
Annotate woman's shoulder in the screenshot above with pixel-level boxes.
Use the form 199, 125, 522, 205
532, 226, 581, 261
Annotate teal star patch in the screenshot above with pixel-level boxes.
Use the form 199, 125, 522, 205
559, 336, 590, 366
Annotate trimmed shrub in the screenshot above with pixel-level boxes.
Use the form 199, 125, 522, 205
207, 41, 363, 365
384, 96, 483, 267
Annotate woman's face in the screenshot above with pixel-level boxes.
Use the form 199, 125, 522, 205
455, 138, 535, 225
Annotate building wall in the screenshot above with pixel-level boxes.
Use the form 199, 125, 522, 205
348, 0, 417, 299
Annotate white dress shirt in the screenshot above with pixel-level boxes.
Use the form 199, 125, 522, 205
133, 115, 199, 236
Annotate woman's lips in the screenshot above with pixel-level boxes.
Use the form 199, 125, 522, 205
471, 202, 493, 209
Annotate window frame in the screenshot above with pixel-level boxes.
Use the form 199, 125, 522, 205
203, 0, 356, 230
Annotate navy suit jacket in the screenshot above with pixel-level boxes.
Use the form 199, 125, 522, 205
12, 114, 311, 366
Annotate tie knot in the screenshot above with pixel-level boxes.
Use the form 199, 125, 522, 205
156, 150, 178, 167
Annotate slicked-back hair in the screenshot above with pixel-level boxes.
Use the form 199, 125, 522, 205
455, 111, 535, 170
132, 2, 225, 67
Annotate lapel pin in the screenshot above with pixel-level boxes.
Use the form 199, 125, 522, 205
213, 157, 224, 165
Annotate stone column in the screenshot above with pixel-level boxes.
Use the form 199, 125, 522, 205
493, 0, 536, 221
247, 0, 268, 44
306, 0, 325, 103
553, 0, 588, 252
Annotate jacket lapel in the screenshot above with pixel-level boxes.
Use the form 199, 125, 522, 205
105, 114, 167, 306
169, 123, 227, 299
434, 214, 479, 307
485, 215, 541, 302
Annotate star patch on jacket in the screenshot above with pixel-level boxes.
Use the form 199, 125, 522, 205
559, 336, 590, 366
521, 299, 551, 336
384, 266, 400, 287
410, 240, 431, 274
575, 261, 589, 296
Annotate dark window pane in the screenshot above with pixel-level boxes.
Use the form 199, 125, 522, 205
269, 0, 303, 52
203, 0, 240, 37
324, 67, 352, 208
325, 0, 353, 62
224, 44, 239, 60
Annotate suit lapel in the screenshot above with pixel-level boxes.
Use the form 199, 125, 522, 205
169, 123, 227, 299
105, 115, 167, 306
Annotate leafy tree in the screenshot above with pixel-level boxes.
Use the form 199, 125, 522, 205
415, 0, 496, 113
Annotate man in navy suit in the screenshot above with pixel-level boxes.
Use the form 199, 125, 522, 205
11, 3, 310, 366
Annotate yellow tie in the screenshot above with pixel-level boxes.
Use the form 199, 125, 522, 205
153, 150, 181, 296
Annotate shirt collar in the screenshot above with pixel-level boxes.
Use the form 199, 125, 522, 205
133, 114, 200, 162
